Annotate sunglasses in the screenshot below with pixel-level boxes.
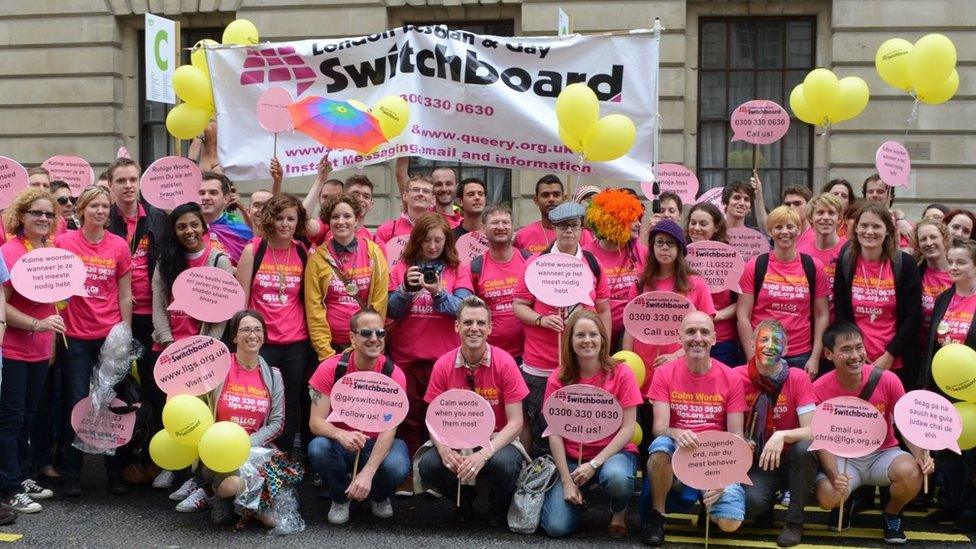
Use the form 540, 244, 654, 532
355, 328, 386, 339
56, 196, 75, 206
26, 210, 56, 219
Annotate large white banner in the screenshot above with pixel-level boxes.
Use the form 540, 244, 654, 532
209, 25, 658, 182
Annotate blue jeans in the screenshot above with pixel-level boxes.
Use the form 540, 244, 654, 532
60, 336, 121, 478
307, 436, 410, 504
31, 348, 62, 474
711, 341, 745, 367
540, 451, 637, 537
784, 353, 811, 370
0, 357, 48, 496
418, 443, 524, 514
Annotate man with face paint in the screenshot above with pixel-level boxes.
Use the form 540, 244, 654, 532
733, 321, 817, 547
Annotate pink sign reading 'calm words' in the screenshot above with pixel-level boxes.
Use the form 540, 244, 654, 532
141, 156, 202, 211
542, 384, 623, 444
525, 254, 595, 307
686, 240, 745, 293
728, 226, 771, 264
673, 431, 753, 490
42, 155, 93, 197
168, 266, 245, 324
695, 187, 725, 213
70, 397, 137, 450
256, 86, 294, 134
0, 156, 29, 209
894, 390, 962, 454
425, 389, 495, 450
455, 231, 489, 265
730, 100, 791, 145
327, 371, 409, 434
624, 291, 695, 345
809, 396, 887, 458
876, 141, 911, 188
642, 164, 699, 204
384, 235, 410, 269
11, 247, 88, 303
154, 336, 231, 397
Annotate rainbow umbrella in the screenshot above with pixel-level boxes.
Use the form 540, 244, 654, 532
287, 96, 387, 153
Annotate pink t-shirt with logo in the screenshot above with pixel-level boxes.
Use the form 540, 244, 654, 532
545, 365, 643, 460
935, 292, 976, 347
797, 237, 848, 318
647, 358, 748, 433
850, 258, 900, 369
309, 352, 407, 438
373, 215, 415, 248
472, 251, 530, 358
582, 241, 647, 339
216, 357, 271, 435
921, 268, 952, 340
56, 230, 132, 340
739, 254, 829, 356
248, 238, 308, 344
513, 221, 595, 255
320, 238, 376, 346
1, 239, 55, 362
123, 205, 152, 315
733, 366, 816, 435
813, 364, 905, 450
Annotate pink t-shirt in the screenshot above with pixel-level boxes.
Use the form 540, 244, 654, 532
388, 262, 473, 366
582, 241, 647, 339
712, 289, 737, 344
56, 230, 132, 340
545, 365, 642, 460
319, 238, 376, 346
739, 254, 829, 356
123, 205, 152, 315
472, 251, 529, 358
797, 237, 848, 318
439, 210, 463, 229
921, 267, 952, 340
425, 346, 529, 432
309, 352, 407, 438
935, 292, 976, 347
850, 258, 900, 369
795, 226, 816, 250
1, 239, 55, 362
813, 365, 905, 450
216, 357, 271, 435
373, 214, 415, 248
647, 358, 748, 433
247, 238, 308, 344
513, 221, 595, 254
733, 366, 816, 435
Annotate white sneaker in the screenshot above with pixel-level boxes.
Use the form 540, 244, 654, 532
779, 490, 791, 507
152, 470, 175, 489
21, 479, 53, 500
328, 501, 350, 524
2, 493, 41, 514
169, 478, 197, 501
371, 498, 394, 518
175, 487, 211, 513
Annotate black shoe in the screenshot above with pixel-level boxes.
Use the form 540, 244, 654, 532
927, 508, 959, 523
0, 508, 15, 526
62, 478, 82, 498
828, 499, 855, 531
696, 504, 706, 530
454, 499, 474, 524
640, 509, 666, 546
882, 512, 907, 544
952, 514, 976, 533
777, 522, 803, 547
753, 506, 776, 529
108, 476, 130, 496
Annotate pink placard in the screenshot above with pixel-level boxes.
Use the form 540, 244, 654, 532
425, 389, 495, 450
0, 156, 29, 209
542, 384, 623, 444
256, 86, 294, 134
730, 100, 791, 145
41, 155, 93, 197
686, 241, 745, 293
525, 254, 595, 307
728, 226, 771, 264
809, 396, 887, 458
623, 291, 695, 345
167, 266, 245, 324
894, 390, 962, 454
154, 336, 231, 396
10, 247, 88, 303
384, 235, 410, 269
116, 146, 130, 159
141, 156, 202, 211
695, 187, 725, 212
455, 231, 489, 265
673, 431, 753, 490
642, 163, 699, 204
875, 141, 911, 188
326, 370, 409, 433
70, 397, 137, 450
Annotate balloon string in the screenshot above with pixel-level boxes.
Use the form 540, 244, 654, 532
575, 155, 585, 194
905, 95, 920, 139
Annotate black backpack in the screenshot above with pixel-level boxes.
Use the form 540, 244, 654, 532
251, 238, 309, 300
333, 351, 395, 383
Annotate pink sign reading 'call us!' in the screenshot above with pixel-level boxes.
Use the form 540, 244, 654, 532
686, 241, 745, 293
894, 390, 963, 454
455, 231, 489, 265
327, 371, 409, 434
642, 164, 699, 204
168, 266, 245, 324
425, 389, 495, 450
0, 156, 29, 209
70, 397, 137, 450
876, 141, 911, 188
525, 254, 595, 307
154, 336, 231, 397
809, 396, 887, 458
673, 431, 753, 490
10, 247, 88, 303
42, 155, 93, 197
141, 156, 203, 211
542, 384, 622, 444
730, 100, 791, 145
624, 291, 695, 345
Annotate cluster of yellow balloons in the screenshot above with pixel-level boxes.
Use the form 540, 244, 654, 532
789, 69, 869, 127
932, 344, 976, 450
611, 350, 646, 446
166, 19, 260, 140
555, 83, 636, 162
876, 34, 958, 105
149, 394, 252, 473
348, 96, 411, 144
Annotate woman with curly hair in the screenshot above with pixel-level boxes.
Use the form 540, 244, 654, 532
912, 220, 951, 346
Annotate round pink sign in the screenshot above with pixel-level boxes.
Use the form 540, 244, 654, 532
686, 241, 745, 293
673, 431, 754, 490
809, 396, 887, 458
525, 254, 595, 307
154, 335, 231, 396
894, 390, 962, 454
642, 163, 699, 204
0, 156, 29, 209
730, 100, 791, 145
542, 384, 623, 444
425, 389, 495, 450
327, 370, 409, 433
875, 141, 911, 188
141, 156, 202, 210
70, 397, 137, 450
384, 235, 410, 269
623, 291, 695, 345
10, 247, 88, 303
695, 187, 725, 212
42, 155, 93, 197
728, 226, 770, 264
257, 86, 294, 134
455, 231, 489, 265
167, 266, 245, 324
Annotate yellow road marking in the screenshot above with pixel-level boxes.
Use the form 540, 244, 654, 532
666, 521, 971, 542
0, 533, 21, 542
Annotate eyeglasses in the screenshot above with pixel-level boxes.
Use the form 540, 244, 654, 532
554, 222, 582, 232
26, 210, 56, 219
237, 327, 264, 334
653, 239, 678, 249
355, 328, 386, 339
56, 196, 75, 206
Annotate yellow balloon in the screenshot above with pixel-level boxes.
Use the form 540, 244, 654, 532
789, 84, 822, 126
802, 69, 840, 121
917, 70, 959, 105
149, 430, 199, 471
631, 423, 643, 446
166, 103, 212, 140
191, 39, 218, 80
908, 33, 957, 93
932, 344, 976, 402
556, 83, 599, 146
373, 95, 410, 139
198, 421, 251, 473
171, 65, 213, 108
582, 114, 636, 162
875, 38, 914, 92
612, 350, 646, 387
162, 394, 214, 447
347, 99, 369, 112
222, 19, 259, 46
954, 402, 976, 451
827, 76, 870, 124
558, 126, 584, 153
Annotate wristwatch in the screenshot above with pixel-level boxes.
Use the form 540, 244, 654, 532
534, 314, 543, 326
588, 458, 602, 470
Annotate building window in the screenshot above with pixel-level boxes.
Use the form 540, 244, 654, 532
697, 18, 815, 210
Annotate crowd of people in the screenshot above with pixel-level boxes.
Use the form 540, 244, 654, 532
0, 153, 972, 547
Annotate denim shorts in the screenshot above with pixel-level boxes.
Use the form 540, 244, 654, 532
649, 435, 746, 522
